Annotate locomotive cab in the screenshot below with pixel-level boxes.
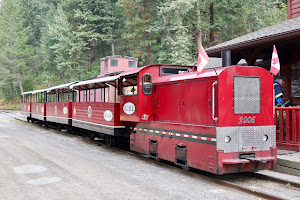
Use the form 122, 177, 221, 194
119, 66, 156, 122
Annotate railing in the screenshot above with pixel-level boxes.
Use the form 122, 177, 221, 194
275, 107, 300, 152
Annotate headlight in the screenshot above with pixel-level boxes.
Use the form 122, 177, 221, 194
225, 136, 231, 143
263, 134, 268, 142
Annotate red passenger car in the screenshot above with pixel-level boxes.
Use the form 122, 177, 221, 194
21, 91, 32, 121
71, 75, 126, 143
30, 89, 47, 122
45, 83, 76, 130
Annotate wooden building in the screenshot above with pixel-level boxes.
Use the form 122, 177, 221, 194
288, 0, 300, 19
206, 0, 300, 151
206, 13, 300, 104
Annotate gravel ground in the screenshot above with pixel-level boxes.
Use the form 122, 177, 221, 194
258, 169, 300, 183
277, 150, 300, 162
223, 172, 300, 200
0, 112, 260, 200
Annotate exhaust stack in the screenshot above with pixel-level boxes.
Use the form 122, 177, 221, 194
221, 50, 231, 67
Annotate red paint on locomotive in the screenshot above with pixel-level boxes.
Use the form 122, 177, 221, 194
120, 65, 276, 174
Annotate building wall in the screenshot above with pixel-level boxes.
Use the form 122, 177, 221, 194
288, 0, 300, 19
100, 56, 138, 75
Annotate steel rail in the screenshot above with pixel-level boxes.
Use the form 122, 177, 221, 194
245, 172, 300, 190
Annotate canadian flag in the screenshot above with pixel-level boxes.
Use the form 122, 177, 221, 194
197, 44, 209, 76
270, 45, 280, 75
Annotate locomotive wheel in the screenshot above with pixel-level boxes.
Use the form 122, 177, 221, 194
88, 132, 95, 140
105, 135, 115, 146
67, 125, 72, 133
57, 124, 62, 131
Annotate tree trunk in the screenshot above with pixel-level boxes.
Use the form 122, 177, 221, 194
196, 0, 202, 50
111, 33, 115, 56
17, 67, 24, 94
34, 49, 40, 74
210, 3, 215, 42
10, 81, 14, 103
88, 42, 91, 72
61, 72, 65, 84
144, 0, 152, 64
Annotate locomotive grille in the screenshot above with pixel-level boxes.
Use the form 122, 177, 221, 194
216, 126, 276, 153
234, 76, 260, 114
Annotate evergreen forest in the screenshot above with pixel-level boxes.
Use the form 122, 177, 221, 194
0, 0, 287, 106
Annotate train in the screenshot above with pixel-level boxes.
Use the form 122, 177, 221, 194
21, 63, 277, 175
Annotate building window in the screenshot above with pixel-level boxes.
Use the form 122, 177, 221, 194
129, 61, 136, 68
105, 61, 108, 69
111, 59, 118, 67
291, 64, 300, 97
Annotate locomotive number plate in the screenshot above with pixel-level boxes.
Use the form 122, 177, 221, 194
238, 116, 256, 124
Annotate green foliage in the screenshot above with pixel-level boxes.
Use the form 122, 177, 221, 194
0, 0, 34, 102
152, 0, 196, 65
0, 0, 288, 103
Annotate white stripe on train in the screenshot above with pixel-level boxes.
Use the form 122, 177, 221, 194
133, 127, 216, 142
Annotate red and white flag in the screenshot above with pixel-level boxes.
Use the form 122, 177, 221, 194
270, 45, 280, 75
197, 44, 209, 76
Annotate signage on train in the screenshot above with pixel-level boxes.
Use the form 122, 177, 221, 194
88, 106, 92, 118
104, 110, 113, 121
123, 102, 135, 115
238, 116, 256, 124
63, 107, 68, 115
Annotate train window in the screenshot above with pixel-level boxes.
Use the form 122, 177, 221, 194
142, 74, 152, 95
121, 74, 138, 96
160, 67, 190, 75
105, 60, 108, 69
111, 59, 118, 67
234, 76, 260, 114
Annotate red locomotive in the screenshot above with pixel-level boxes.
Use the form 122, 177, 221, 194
21, 64, 277, 174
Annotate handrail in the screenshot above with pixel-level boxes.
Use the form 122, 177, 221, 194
212, 81, 218, 122
275, 107, 300, 152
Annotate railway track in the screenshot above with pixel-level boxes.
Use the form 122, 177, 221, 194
86, 138, 300, 200
2, 110, 300, 200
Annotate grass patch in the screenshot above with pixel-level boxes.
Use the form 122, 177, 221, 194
0, 99, 21, 110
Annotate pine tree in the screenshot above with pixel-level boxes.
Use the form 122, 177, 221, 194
152, 0, 196, 65
74, 0, 117, 72
42, 5, 82, 84
119, 0, 156, 65
0, 0, 34, 101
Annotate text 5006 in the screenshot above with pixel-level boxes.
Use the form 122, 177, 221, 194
239, 116, 256, 124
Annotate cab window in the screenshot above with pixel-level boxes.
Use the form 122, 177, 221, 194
121, 74, 138, 96
142, 74, 152, 95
